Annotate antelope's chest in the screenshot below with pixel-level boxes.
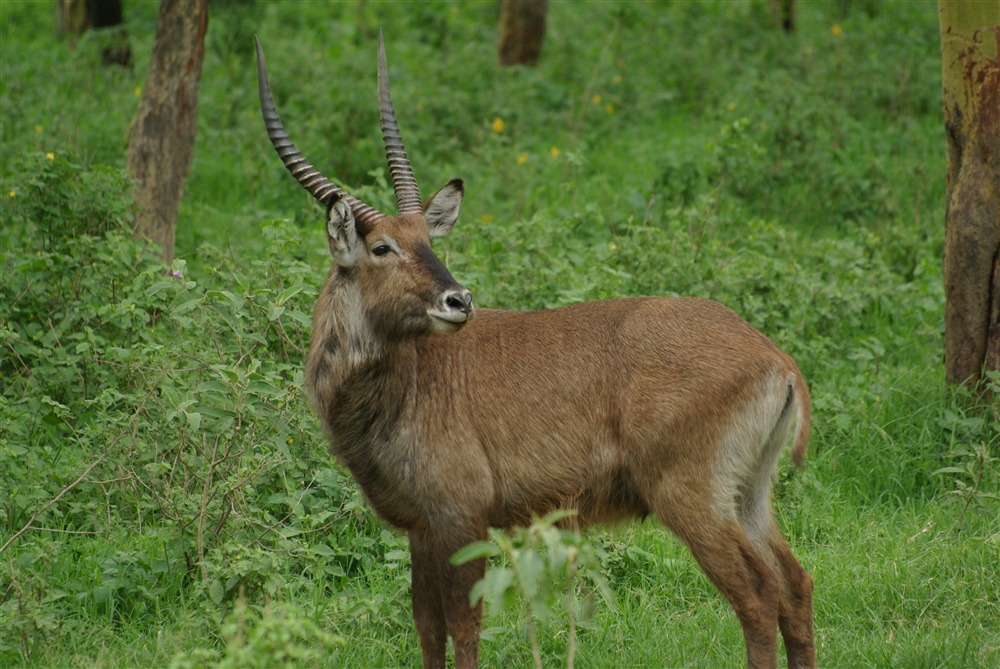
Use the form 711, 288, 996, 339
322, 389, 427, 530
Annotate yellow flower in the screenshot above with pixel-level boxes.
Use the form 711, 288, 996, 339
481, 214, 494, 224
591, 95, 602, 105
492, 117, 505, 133
831, 24, 843, 37
613, 74, 622, 84
517, 153, 528, 165
726, 102, 736, 111
605, 104, 615, 115
609, 243, 617, 250
8, 191, 15, 198
34, 124, 42, 133
134, 86, 142, 98
549, 147, 560, 158
46, 152, 54, 161
287, 438, 295, 444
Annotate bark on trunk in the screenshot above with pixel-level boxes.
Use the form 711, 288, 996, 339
939, 1, 1000, 390
498, 0, 547, 67
126, 0, 208, 265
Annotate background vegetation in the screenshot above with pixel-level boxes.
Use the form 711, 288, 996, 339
1, 1, 997, 667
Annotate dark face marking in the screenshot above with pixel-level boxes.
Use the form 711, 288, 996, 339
336, 265, 358, 281
413, 242, 461, 291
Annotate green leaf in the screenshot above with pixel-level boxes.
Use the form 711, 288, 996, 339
197, 381, 231, 394
183, 410, 202, 431
4, 443, 28, 456
42, 589, 68, 604
170, 295, 202, 315
267, 304, 285, 321
145, 281, 175, 297
516, 550, 544, 601
246, 380, 278, 395
16, 552, 38, 568
195, 406, 234, 419
451, 541, 500, 565
543, 534, 569, 573
207, 290, 245, 310
285, 310, 312, 327
277, 283, 305, 306
537, 508, 578, 526
469, 578, 490, 608
481, 567, 515, 614
311, 543, 335, 557
233, 272, 250, 294
210, 365, 240, 383
208, 579, 224, 605
932, 467, 968, 476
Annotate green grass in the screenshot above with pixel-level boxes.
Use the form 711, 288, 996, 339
2, 0, 999, 667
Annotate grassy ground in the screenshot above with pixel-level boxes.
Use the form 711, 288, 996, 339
1, 1, 998, 667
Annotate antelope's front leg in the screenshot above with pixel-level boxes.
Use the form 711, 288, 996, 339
410, 531, 449, 669
440, 550, 486, 669
422, 520, 488, 669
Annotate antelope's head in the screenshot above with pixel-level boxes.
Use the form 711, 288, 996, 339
255, 32, 473, 337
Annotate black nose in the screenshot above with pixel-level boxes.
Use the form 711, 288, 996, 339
444, 290, 473, 315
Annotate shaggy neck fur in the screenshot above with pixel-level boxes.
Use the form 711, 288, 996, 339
304, 271, 423, 528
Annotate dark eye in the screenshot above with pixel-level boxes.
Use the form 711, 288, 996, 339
372, 244, 391, 257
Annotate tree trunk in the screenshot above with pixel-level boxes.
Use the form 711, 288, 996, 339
71, 0, 124, 29
498, 0, 547, 67
55, 0, 89, 35
769, 0, 795, 33
55, 0, 132, 67
126, 0, 208, 265
938, 1, 1000, 390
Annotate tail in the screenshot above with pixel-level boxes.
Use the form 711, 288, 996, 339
790, 370, 811, 468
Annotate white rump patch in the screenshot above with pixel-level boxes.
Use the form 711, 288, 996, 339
712, 371, 797, 548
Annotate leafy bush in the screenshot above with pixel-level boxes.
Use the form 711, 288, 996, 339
0, 152, 396, 662
453, 511, 612, 669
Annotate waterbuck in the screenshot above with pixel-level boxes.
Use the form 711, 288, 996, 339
255, 32, 816, 669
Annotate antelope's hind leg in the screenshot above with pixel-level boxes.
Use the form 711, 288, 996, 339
736, 490, 815, 669
652, 492, 782, 669
734, 395, 816, 667
758, 522, 816, 669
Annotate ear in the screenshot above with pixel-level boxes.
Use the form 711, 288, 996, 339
326, 198, 362, 266
422, 178, 464, 238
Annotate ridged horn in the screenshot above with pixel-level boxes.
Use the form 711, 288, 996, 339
255, 36, 384, 227
378, 30, 423, 215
